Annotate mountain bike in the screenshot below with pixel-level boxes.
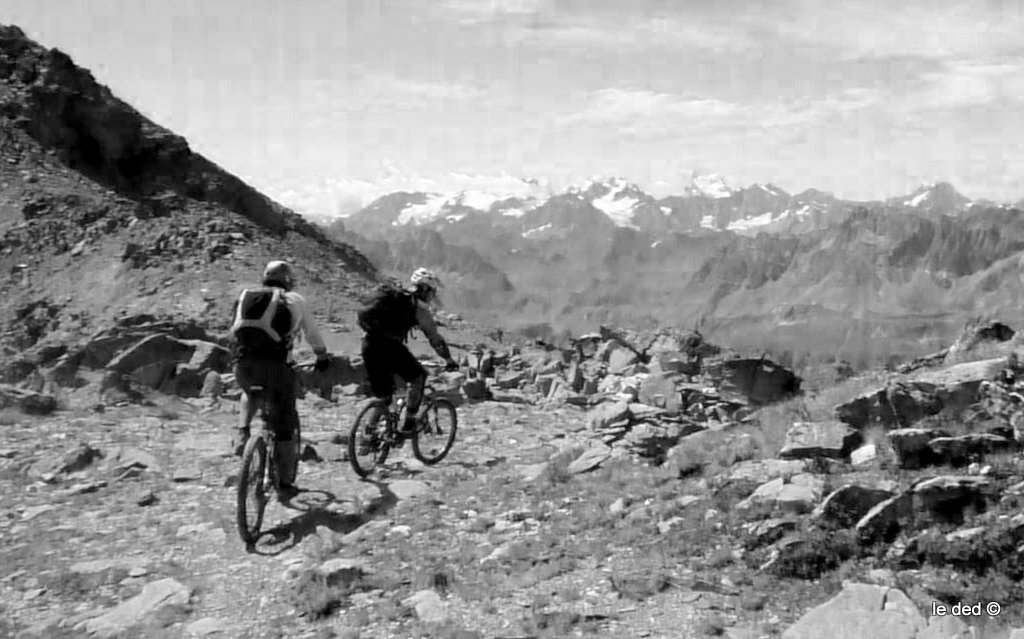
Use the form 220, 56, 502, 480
347, 374, 458, 478
235, 383, 302, 547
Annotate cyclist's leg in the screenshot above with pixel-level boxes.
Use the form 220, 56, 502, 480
393, 343, 427, 433
271, 361, 300, 492
232, 359, 259, 456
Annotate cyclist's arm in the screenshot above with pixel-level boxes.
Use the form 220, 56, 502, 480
288, 292, 328, 357
414, 303, 453, 362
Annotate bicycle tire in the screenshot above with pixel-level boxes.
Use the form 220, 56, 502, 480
236, 432, 270, 546
348, 400, 391, 478
412, 397, 457, 465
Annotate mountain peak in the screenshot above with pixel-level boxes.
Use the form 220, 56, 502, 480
687, 173, 733, 199
901, 182, 971, 209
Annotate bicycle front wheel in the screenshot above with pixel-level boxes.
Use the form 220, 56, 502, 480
236, 433, 270, 546
412, 398, 457, 465
348, 400, 390, 478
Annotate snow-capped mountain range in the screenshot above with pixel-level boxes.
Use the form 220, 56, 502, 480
335, 173, 1001, 240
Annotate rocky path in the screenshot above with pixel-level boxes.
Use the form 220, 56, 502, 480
6, 383, 1024, 639
0, 393, 727, 638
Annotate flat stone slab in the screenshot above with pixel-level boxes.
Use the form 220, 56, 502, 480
779, 421, 860, 460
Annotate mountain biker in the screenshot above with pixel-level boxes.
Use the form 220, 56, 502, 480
229, 260, 331, 500
358, 267, 459, 441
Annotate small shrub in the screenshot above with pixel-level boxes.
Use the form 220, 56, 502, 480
290, 571, 345, 619
767, 529, 857, 580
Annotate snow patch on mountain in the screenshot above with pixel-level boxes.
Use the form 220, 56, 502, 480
727, 211, 775, 232
502, 207, 528, 218
691, 173, 733, 199
700, 215, 717, 230
522, 223, 553, 238
396, 194, 448, 225
905, 191, 930, 207
591, 181, 640, 229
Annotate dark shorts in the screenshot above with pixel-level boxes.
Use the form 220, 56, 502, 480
361, 333, 426, 398
234, 357, 299, 442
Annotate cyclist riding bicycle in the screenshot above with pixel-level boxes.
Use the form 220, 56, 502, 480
358, 268, 459, 441
229, 260, 331, 500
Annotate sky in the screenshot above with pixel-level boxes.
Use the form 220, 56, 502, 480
5, 0, 1024, 216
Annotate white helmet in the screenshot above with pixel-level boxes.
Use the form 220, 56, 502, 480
263, 260, 295, 290
410, 267, 441, 293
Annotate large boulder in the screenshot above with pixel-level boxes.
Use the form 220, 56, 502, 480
912, 475, 999, 523
782, 583, 929, 639
888, 428, 946, 469
716, 357, 800, 406
639, 373, 681, 412
836, 358, 1006, 429
856, 493, 915, 544
736, 474, 825, 514
779, 421, 861, 460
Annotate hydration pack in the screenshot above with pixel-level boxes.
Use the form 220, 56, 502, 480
357, 282, 417, 339
230, 287, 293, 359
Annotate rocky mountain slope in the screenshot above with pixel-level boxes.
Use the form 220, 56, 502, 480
0, 24, 381, 376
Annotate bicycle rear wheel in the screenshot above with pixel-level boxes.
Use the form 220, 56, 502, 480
348, 400, 391, 478
412, 398, 457, 465
236, 432, 270, 546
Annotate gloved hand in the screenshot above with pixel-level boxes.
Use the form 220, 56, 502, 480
315, 355, 331, 373
444, 359, 459, 372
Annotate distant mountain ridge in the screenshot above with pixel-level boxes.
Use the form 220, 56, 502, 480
340, 174, 1005, 240
325, 172, 1024, 367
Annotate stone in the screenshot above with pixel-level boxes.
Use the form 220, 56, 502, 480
889, 428, 944, 469
736, 474, 824, 514
912, 475, 998, 521
318, 558, 371, 587
495, 371, 525, 390
403, 589, 448, 623
639, 373, 680, 412
850, 443, 877, 466
387, 479, 432, 500
814, 484, 895, 528
855, 493, 914, 544
587, 400, 631, 430
718, 357, 800, 405
568, 444, 612, 474
462, 378, 490, 402
184, 617, 233, 637
608, 348, 639, 374
928, 433, 1017, 466
728, 459, 809, 484
83, 578, 192, 638
779, 421, 861, 460
781, 583, 924, 639
27, 442, 102, 480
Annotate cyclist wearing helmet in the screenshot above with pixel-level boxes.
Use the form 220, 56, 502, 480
229, 260, 331, 499
357, 267, 459, 437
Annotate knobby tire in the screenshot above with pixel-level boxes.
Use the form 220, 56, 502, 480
236, 433, 270, 546
412, 398, 457, 465
348, 400, 390, 478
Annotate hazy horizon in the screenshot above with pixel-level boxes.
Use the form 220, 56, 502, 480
5, 0, 1024, 218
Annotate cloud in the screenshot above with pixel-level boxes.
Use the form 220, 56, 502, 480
779, 2, 1024, 60
266, 168, 559, 217
556, 88, 745, 128
441, 0, 546, 23
905, 60, 1024, 110
309, 73, 486, 114
511, 14, 757, 53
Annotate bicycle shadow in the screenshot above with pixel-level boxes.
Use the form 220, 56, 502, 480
246, 481, 398, 556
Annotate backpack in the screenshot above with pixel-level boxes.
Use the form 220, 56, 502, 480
357, 281, 417, 339
230, 287, 293, 359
